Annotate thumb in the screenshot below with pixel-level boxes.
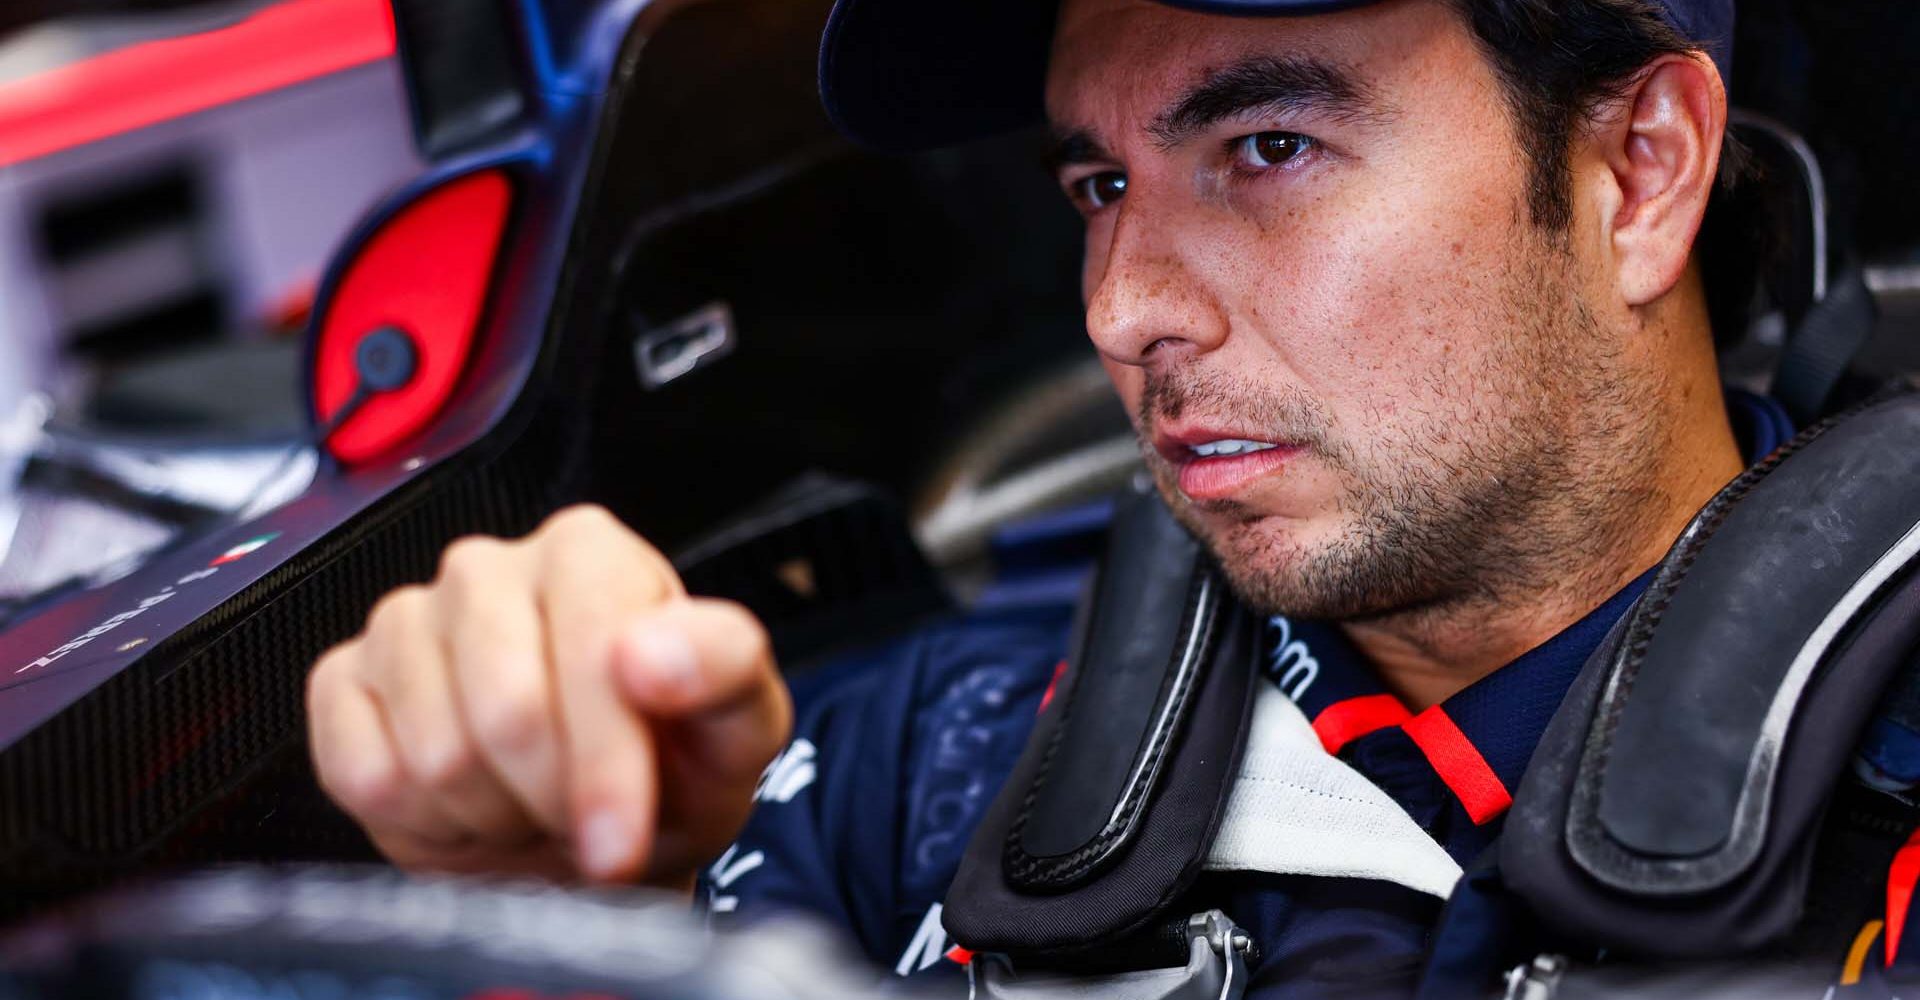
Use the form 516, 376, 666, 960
610, 598, 793, 780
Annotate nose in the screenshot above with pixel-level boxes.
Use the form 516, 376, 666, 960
1083, 202, 1229, 367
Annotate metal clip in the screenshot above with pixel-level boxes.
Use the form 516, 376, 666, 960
1502, 954, 1568, 1000
967, 910, 1250, 1000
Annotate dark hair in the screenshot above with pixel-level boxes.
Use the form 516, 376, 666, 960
1451, 0, 1748, 232
1453, 0, 1758, 343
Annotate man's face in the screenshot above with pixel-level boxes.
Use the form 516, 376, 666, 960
1047, 0, 1651, 620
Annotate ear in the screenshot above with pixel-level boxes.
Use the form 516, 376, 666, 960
1590, 52, 1726, 307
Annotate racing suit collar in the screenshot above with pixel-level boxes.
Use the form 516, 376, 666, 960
1265, 574, 1654, 833
1263, 389, 1796, 833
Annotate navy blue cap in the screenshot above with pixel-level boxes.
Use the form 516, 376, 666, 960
819, 0, 1733, 152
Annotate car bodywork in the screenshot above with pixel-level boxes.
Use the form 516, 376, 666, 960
0, 0, 1912, 932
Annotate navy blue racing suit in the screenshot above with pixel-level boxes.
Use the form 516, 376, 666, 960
699, 391, 1795, 997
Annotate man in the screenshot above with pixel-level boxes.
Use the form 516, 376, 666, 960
305, 0, 1795, 994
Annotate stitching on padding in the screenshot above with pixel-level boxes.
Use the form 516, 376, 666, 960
1003, 566, 1219, 890
1572, 385, 1915, 885
1589, 388, 1901, 766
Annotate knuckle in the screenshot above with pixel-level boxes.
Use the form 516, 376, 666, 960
543, 504, 622, 544
438, 535, 506, 584
308, 644, 353, 691
324, 749, 407, 818
635, 539, 677, 579
544, 506, 671, 573
412, 737, 480, 795
628, 566, 676, 607
541, 520, 664, 585
367, 585, 429, 635
471, 683, 549, 757
306, 660, 342, 724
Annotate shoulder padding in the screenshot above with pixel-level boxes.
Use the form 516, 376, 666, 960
1503, 388, 1920, 956
942, 483, 1261, 965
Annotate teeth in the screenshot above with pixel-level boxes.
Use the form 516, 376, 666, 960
1191, 439, 1278, 458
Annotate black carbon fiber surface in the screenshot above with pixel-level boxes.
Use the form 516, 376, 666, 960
0, 409, 588, 920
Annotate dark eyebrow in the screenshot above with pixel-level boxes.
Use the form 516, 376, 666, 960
1044, 127, 1114, 174
1146, 54, 1392, 150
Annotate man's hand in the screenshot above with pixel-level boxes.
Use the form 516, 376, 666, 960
306, 504, 792, 887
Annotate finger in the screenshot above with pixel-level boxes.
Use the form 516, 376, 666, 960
612, 598, 792, 781
437, 538, 570, 836
361, 586, 539, 845
611, 599, 792, 882
534, 506, 682, 882
308, 646, 468, 846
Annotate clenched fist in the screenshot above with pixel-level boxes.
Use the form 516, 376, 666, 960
306, 505, 792, 888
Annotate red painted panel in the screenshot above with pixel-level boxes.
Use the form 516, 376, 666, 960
314, 170, 512, 464
0, 0, 396, 168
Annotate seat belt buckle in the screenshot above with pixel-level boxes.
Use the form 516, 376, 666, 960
966, 910, 1253, 1000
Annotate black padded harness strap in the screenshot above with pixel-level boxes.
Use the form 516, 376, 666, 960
1503, 388, 1920, 956
1771, 265, 1880, 427
943, 484, 1260, 961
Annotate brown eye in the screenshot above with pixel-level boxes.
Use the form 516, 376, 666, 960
1235, 131, 1313, 169
1074, 171, 1128, 210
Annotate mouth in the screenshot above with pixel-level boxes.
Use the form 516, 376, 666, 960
1153, 428, 1306, 503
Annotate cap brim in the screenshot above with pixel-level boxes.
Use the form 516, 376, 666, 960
818, 0, 1386, 153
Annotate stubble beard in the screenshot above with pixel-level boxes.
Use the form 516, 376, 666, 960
1139, 244, 1659, 627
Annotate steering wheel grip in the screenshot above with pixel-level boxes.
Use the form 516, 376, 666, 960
0, 866, 909, 1000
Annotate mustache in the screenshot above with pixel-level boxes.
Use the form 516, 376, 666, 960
1137, 368, 1334, 451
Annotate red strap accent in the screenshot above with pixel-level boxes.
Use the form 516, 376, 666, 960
1037, 661, 1069, 715
1311, 694, 1411, 754
944, 945, 975, 966
1886, 828, 1920, 967
0, 0, 395, 168
1401, 706, 1513, 825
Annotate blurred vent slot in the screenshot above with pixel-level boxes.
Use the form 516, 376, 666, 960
37, 166, 222, 359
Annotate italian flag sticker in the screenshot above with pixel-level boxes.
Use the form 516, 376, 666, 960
211, 533, 281, 567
